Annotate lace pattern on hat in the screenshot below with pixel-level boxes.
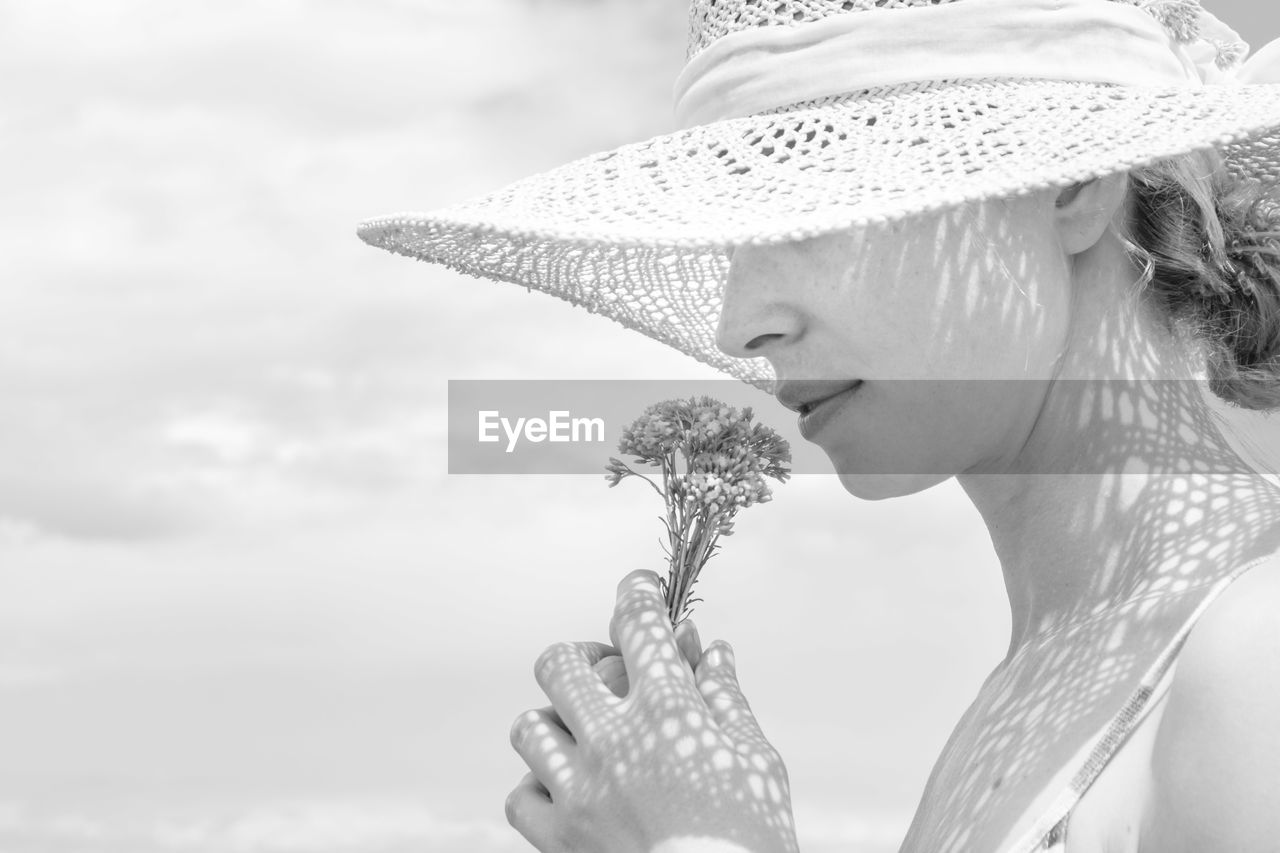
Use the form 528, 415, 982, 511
688, 0, 961, 59
688, 0, 1248, 71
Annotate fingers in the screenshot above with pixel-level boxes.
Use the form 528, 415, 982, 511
609, 569, 691, 694
510, 707, 576, 798
695, 640, 772, 750
533, 641, 620, 740
569, 640, 619, 664
505, 770, 557, 851
675, 618, 703, 672
589, 630, 692, 700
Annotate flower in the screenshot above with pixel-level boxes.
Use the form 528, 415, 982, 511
605, 396, 791, 625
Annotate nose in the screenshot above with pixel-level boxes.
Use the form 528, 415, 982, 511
715, 245, 805, 360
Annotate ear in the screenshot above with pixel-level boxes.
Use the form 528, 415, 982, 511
1053, 172, 1130, 256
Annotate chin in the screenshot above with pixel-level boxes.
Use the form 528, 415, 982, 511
834, 469, 953, 501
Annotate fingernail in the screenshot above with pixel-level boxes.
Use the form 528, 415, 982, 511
706, 642, 734, 669
605, 663, 624, 686
595, 655, 621, 675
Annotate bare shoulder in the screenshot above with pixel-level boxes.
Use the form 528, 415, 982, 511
1138, 554, 1280, 853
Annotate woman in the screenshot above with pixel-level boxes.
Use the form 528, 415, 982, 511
359, 0, 1280, 850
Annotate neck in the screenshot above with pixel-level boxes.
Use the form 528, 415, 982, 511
957, 229, 1280, 660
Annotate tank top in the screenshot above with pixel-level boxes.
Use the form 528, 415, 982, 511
1025, 551, 1276, 853
1027, 665, 1180, 851
1026, 617, 1202, 851
897, 547, 1280, 853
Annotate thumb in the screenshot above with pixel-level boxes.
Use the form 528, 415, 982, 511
593, 655, 629, 699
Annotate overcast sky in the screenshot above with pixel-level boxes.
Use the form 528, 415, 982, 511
3, 1, 1280, 852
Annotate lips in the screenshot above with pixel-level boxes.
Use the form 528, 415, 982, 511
776, 380, 863, 415
777, 380, 865, 442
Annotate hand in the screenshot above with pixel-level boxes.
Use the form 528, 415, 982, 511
506, 569, 799, 853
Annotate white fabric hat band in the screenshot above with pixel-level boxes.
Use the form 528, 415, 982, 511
673, 0, 1274, 128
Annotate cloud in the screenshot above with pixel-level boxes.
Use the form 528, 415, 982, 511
0, 5, 1009, 850
0, 0, 699, 542
218, 803, 512, 852
0, 797, 913, 853
795, 804, 910, 853
0, 800, 521, 853
0, 662, 68, 689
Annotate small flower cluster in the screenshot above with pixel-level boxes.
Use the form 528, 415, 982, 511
606, 396, 791, 625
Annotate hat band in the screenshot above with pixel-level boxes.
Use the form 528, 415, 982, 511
674, 0, 1201, 128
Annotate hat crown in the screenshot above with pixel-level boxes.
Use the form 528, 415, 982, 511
689, 0, 952, 58
686, 0, 1199, 60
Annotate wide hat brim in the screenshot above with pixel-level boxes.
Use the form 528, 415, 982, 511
357, 78, 1280, 391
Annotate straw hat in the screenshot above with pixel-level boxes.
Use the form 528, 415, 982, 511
357, 0, 1280, 392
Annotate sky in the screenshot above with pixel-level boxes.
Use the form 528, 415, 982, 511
2, 1, 1280, 852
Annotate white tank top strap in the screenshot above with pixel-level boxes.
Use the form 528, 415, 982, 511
1014, 550, 1280, 853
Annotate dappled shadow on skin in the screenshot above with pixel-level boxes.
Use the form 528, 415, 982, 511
511, 574, 797, 853
511, 198, 1280, 852
797, 202, 1280, 852
802, 198, 1271, 472
902, 520, 1280, 852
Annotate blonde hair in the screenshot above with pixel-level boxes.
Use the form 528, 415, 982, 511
1118, 150, 1280, 411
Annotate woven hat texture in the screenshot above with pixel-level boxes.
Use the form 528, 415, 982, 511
357, 0, 1280, 391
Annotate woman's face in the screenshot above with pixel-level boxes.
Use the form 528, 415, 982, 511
719, 191, 1077, 497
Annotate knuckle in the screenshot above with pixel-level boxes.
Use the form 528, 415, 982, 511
612, 594, 666, 642
616, 568, 660, 598
705, 673, 740, 701
508, 708, 542, 752
533, 642, 574, 684
614, 587, 651, 617
574, 641, 615, 667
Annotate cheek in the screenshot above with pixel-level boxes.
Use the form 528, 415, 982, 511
820, 379, 1043, 478
848, 243, 1028, 376
950, 243, 1073, 379
824, 215, 1071, 380
992, 266, 1074, 377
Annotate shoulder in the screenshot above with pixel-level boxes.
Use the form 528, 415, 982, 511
1139, 556, 1280, 852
